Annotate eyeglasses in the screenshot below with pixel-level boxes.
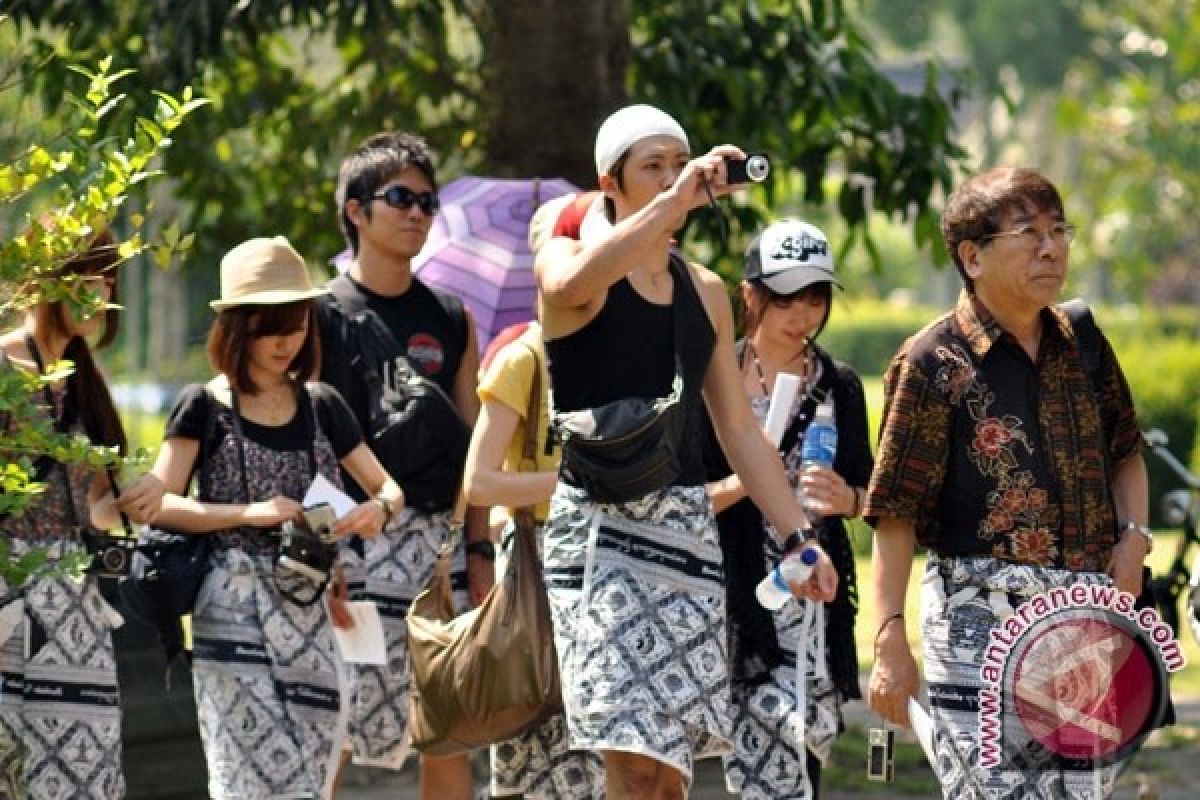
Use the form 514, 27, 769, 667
982, 222, 1076, 250
370, 185, 440, 216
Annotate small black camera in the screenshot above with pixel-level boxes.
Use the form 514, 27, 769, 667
866, 727, 895, 782
725, 154, 770, 184
81, 531, 137, 579
277, 503, 339, 583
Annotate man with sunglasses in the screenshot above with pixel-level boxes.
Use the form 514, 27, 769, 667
866, 167, 1151, 798
318, 131, 485, 798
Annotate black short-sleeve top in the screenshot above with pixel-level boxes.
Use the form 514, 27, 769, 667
165, 381, 362, 459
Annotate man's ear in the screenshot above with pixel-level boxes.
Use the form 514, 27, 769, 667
959, 239, 983, 280
598, 173, 618, 195
345, 196, 368, 229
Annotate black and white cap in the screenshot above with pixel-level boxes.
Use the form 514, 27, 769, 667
744, 219, 841, 294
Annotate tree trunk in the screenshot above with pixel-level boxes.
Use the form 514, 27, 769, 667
483, 0, 629, 189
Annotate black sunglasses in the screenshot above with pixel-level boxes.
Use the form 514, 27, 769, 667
369, 185, 440, 216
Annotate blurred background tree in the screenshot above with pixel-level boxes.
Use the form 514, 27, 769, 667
6, 0, 964, 374
0, 25, 205, 583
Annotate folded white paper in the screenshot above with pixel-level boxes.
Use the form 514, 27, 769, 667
763, 372, 801, 447
331, 601, 387, 665
908, 696, 937, 768
303, 473, 357, 518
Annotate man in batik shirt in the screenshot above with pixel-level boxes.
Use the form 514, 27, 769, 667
865, 167, 1152, 799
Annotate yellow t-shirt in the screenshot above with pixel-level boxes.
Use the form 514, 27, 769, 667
477, 323, 558, 521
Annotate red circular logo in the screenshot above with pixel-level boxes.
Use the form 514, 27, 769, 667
1010, 613, 1158, 761
406, 333, 445, 375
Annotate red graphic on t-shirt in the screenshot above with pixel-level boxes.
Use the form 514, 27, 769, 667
406, 333, 445, 375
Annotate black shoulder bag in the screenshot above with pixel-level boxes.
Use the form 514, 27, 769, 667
326, 277, 470, 512
552, 257, 691, 503
120, 387, 219, 675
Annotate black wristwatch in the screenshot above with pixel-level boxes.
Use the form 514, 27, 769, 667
782, 528, 814, 555
465, 539, 497, 562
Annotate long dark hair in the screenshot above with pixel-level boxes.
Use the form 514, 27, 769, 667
40, 231, 128, 453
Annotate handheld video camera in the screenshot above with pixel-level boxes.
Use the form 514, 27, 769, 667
725, 154, 770, 184
82, 530, 137, 579
277, 503, 339, 583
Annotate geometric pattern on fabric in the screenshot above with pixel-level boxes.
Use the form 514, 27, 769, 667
489, 711, 604, 799
0, 539, 125, 800
343, 509, 468, 769
542, 484, 733, 792
722, 537, 841, 800
921, 555, 1124, 800
191, 547, 345, 800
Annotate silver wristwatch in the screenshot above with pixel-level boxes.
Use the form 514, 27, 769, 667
1119, 520, 1153, 552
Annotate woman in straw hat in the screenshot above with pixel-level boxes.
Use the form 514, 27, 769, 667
146, 236, 405, 800
0, 231, 164, 799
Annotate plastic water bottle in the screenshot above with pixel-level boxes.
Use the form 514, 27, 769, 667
799, 397, 837, 518
756, 546, 820, 610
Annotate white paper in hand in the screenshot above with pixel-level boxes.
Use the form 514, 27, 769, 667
331, 601, 387, 665
907, 696, 937, 768
763, 372, 802, 446
303, 473, 356, 518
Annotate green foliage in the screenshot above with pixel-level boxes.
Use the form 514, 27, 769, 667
1107, 331, 1200, 524
1, 36, 205, 588
862, 1, 1199, 305
7, 0, 965, 329
821, 298, 938, 376
633, 0, 966, 272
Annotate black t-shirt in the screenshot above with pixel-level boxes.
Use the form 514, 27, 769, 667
165, 381, 362, 459
318, 274, 467, 397
316, 274, 468, 499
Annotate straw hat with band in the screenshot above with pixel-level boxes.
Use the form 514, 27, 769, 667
210, 236, 329, 311
744, 219, 842, 295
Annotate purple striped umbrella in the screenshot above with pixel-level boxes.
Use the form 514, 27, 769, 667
411, 175, 578, 353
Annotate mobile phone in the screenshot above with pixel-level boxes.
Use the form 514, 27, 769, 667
725, 154, 770, 184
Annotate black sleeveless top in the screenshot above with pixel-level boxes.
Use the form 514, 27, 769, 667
545, 252, 716, 486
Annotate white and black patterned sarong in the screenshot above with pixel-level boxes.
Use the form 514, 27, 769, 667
342, 508, 468, 769
922, 554, 1126, 799
191, 547, 347, 800
722, 535, 841, 800
543, 484, 733, 791
0, 541, 125, 800
490, 521, 605, 799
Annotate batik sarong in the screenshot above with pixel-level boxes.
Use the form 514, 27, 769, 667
191, 546, 346, 800
722, 536, 841, 799
0, 541, 125, 800
343, 508, 468, 769
542, 484, 733, 791
922, 554, 1128, 799
490, 521, 604, 799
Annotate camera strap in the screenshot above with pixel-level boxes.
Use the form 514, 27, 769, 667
231, 385, 329, 606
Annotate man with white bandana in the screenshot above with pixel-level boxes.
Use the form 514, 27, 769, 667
535, 104, 838, 799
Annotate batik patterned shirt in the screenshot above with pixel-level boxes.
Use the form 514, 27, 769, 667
864, 292, 1141, 571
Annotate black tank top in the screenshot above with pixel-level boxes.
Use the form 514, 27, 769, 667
546, 252, 716, 486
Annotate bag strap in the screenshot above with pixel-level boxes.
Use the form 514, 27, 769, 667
514, 341, 543, 530
1060, 297, 1104, 397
